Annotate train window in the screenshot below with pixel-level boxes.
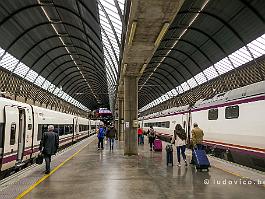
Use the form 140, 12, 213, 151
28, 124, 32, 130
0, 123, 4, 147
225, 105, 239, 119
65, 125, 70, 134
208, 109, 218, 120
38, 124, 47, 141
69, 125, 73, 134
58, 125, 65, 136
10, 123, 16, 145
53, 125, 59, 134
165, 121, 170, 128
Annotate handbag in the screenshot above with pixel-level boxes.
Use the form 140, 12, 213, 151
36, 153, 44, 165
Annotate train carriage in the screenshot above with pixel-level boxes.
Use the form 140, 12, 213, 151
0, 97, 96, 175
139, 81, 265, 171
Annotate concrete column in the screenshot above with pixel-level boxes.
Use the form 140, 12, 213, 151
118, 98, 124, 141
124, 75, 138, 155
114, 118, 118, 140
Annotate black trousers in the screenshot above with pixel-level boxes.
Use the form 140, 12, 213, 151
44, 154, 52, 172
149, 137, 155, 149
98, 137, 104, 149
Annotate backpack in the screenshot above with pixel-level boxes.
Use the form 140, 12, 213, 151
98, 128, 105, 138
166, 144, 173, 152
177, 129, 187, 140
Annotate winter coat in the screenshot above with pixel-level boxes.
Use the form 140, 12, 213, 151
138, 128, 143, 135
191, 127, 204, 145
40, 131, 59, 155
97, 127, 105, 139
107, 127, 116, 139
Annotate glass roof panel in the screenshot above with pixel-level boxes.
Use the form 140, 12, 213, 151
194, 72, 207, 85
0, 44, 90, 111
139, 34, 265, 113
98, 0, 125, 111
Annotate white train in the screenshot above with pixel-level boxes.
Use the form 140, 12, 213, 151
139, 80, 265, 171
0, 97, 100, 176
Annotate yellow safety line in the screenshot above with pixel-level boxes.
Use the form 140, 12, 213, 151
213, 165, 245, 178
16, 142, 90, 199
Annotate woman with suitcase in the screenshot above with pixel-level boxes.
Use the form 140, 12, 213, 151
171, 124, 187, 167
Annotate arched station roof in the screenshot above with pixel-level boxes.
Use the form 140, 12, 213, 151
0, 0, 125, 112
139, 0, 265, 112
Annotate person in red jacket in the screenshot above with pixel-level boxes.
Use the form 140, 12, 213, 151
138, 125, 143, 145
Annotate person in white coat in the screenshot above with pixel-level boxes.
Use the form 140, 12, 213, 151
171, 124, 187, 166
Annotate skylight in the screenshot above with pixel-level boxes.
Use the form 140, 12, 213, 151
0, 47, 90, 112
98, 0, 125, 110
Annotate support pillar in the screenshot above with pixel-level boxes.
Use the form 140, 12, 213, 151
118, 98, 124, 141
124, 75, 138, 155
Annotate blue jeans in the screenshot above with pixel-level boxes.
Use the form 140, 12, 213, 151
109, 138, 115, 150
176, 145, 186, 163
138, 135, 144, 144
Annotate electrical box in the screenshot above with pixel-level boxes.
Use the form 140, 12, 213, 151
132, 120, 138, 128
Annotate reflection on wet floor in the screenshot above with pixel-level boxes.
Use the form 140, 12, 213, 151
24, 138, 265, 199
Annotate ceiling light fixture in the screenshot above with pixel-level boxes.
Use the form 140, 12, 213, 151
128, 21, 137, 45
154, 22, 169, 47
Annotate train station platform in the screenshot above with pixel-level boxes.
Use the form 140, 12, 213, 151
0, 136, 265, 199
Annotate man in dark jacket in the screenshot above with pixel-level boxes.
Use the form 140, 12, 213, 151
107, 126, 116, 150
40, 125, 59, 174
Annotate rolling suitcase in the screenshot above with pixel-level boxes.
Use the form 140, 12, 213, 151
166, 144, 173, 166
193, 149, 210, 171
153, 139, 162, 151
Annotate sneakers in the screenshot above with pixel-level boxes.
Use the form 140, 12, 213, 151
44, 171, 50, 174
185, 161, 188, 166
177, 163, 181, 167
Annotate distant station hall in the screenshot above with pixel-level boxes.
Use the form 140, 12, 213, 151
0, 0, 264, 199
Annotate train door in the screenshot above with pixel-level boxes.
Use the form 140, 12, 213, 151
88, 120, 91, 136
73, 117, 78, 142
1, 106, 19, 171
17, 108, 26, 163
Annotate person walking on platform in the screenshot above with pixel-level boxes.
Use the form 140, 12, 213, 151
138, 125, 144, 144
171, 124, 187, 167
106, 125, 116, 150
97, 125, 105, 150
190, 122, 204, 164
191, 122, 204, 150
40, 125, 59, 174
148, 126, 155, 151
